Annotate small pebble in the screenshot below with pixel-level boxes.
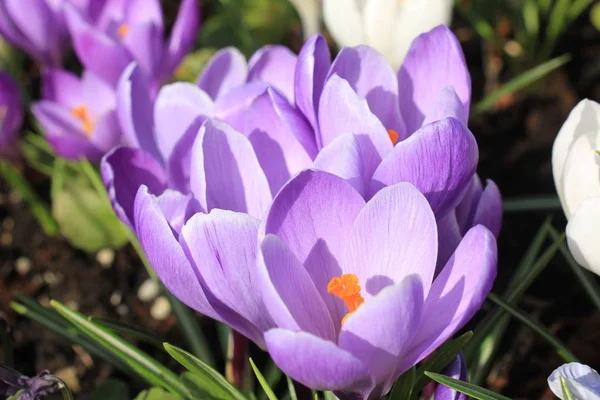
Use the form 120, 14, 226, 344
15, 257, 32, 276
110, 291, 122, 306
0, 232, 12, 246
116, 304, 129, 316
137, 279, 160, 302
43, 271, 61, 287
96, 249, 115, 268
150, 296, 171, 321
54, 366, 80, 393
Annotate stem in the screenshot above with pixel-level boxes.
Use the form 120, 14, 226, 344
226, 330, 249, 390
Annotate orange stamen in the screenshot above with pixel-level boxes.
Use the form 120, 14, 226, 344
387, 129, 399, 145
117, 23, 130, 39
70, 104, 94, 136
327, 274, 365, 325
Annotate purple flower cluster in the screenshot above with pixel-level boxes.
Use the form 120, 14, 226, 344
97, 25, 501, 399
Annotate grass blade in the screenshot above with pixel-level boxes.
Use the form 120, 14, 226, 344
425, 372, 512, 400
487, 293, 578, 362
250, 358, 277, 400
90, 317, 165, 348
389, 366, 415, 400
474, 54, 572, 113
540, 0, 572, 60
286, 376, 297, 400
560, 376, 577, 400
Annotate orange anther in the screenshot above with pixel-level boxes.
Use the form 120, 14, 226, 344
117, 23, 130, 39
328, 274, 365, 325
70, 104, 94, 136
387, 129, 399, 145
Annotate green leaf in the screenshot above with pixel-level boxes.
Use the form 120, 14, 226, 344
590, 2, 600, 31
487, 293, 579, 362
540, 0, 572, 59
182, 372, 234, 400
388, 366, 415, 400
413, 331, 473, 393
91, 379, 129, 400
475, 54, 572, 113
164, 343, 245, 400
286, 376, 297, 400
250, 358, 277, 400
560, 376, 577, 400
424, 372, 513, 400
90, 317, 165, 348
50, 301, 188, 397
134, 387, 184, 400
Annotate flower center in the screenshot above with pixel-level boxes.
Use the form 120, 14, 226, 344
387, 129, 399, 144
327, 274, 365, 325
70, 104, 94, 136
117, 23, 130, 39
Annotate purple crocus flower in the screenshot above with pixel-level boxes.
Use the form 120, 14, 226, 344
0, 71, 23, 158
65, 0, 199, 87
0, 366, 62, 400
32, 67, 121, 161
0, 0, 106, 66
131, 169, 497, 399
434, 353, 468, 400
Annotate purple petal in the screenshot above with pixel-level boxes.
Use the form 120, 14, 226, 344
318, 74, 393, 160
88, 111, 121, 154
263, 170, 366, 328
399, 225, 497, 374
454, 175, 483, 234
434, 353, 468, 400
81, 70, 117, 116
46, 133, 104, 161
243, 88, 315, 195
248, 45, 297, 104
422, 86, 468, 128
133, 185, 215, 317
265, 329, 373, 393
214, 82, 268, 132
154, 189, 200, 234
312, 133, 365, 195
343, 182, 437, 299
190, 119, 271, 218
197, 47, 248, 100
154, 82, 213, 161
436, 212, 464, 273
473, 180, 502, 238
370, 117, 478, 217
124, 0, 163, 28
258, 234, 336, 341
166, 117, 204, 193
294, 34, 331, 133
0, 2, 41, 63
339, 276, 424, 392
41, 68, 83, 107
398, 25, 471, 135
328, 45, 405, 137
0, 72, 23, 156
101, 146, 167, 228
122, 22, 163, 81
180, 209, 275, 335
162, 0, 199, 80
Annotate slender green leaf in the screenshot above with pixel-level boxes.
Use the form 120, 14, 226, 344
488, 293, 578, 362
425, 372, 513, 400
51, 301, 188, 397
286, 376, 297, 400
592, 2, 600, 30
182, 371, 234, 400
540, 0, 572, 59
569, 0, 596, 21
164, 343, 245, 400
389, 366, 415, 400
91, 379, 129, 400
560, 376, 577, 400
503, 195, 561, 212
90, 317, 165, 348
250, 358, 277, 400
134, 387, 183, 400
475, 54, 572, 113
413, 331, 472, 393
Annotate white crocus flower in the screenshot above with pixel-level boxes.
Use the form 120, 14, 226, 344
552, 99, 600, 275
288, 0, 322, 39
323, 0, 454, 69
548, 363, 600, 399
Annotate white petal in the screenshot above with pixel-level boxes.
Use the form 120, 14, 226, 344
363, 0, 402, 66
288, 0, 322, 39
323, 0, 365, 48
548, 362, 600, 400
566, 197, 600, 276
552, 99, 600, 218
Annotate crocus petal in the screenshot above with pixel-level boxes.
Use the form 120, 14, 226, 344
288, 0, 321, 39
45, 133, 103, 161
133, 185, 215, 317
154, 189, 199, 234
294, 34, 331, 133
371, 117, 478, 217
552, 99, 600, 218
262, 170, 366, 327
423, 86, 468, 128
398, 25, 471, 135
66, 6, 132, 85
339, 276, 424, 393
0, 2, 41, 63
548, 362, 600, 400
197, 47, 248, 100
116, 63, 162, 162
41, 68, 83, 107
258, 234, 336, 341
162, 0, 199, 79
81, 70, 116, 116
318, 74, 392, 160
329, 45, 404, 137
435, 353, 468, 400
101, 146, 167, 228
454, 174, 482, 234
400, 225, 497, 374
265, 329, 373, 393
436, 211, 464, 271
248, 45, 297, 104
566, 197, 600, 276
180, 209, 275, 334
472, 179, 502, 238
122, 22, 163, 81
124, 0, 163, 28
243, 88, 315, 195
343, 182, 437, 298
214, 81, 268, 132
322, 0, 365, 48
88, 111, 121, 154
190, 119, 272, 218
313, 133, 366, 195
166, 117, 204, 193
154, 82, 213, 161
